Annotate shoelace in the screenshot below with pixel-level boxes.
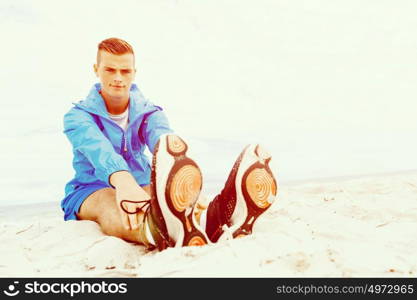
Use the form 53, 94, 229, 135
221, 224, 234, 240
120, 199, 151, 215
119, 199, 175, 248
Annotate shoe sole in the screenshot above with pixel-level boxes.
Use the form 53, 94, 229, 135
227, 144, 277, 239
153, 134, 208, 248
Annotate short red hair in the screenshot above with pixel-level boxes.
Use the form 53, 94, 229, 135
97, 37, 134, 64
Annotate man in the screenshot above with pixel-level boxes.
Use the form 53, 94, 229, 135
62, 38, 277, 251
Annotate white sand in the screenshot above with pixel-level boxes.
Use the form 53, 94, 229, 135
1, 172, 416, 277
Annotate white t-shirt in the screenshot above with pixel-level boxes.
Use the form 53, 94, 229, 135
109, 108, 129, 131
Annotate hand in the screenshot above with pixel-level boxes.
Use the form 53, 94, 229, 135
110, 171, 151, 231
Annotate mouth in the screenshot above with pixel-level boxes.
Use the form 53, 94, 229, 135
111, 85, 124, 89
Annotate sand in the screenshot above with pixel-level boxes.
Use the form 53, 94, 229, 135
1, 171, 416, 277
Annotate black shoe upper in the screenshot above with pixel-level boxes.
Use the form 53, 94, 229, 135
205, 146, 248, 242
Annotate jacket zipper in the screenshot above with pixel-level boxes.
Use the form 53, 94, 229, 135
75, 104, 155, 155
123, 134, 127, 153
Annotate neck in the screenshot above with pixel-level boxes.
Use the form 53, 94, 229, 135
100, 91, 129, 115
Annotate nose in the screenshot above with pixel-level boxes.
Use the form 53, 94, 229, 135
114, 70, 123, 82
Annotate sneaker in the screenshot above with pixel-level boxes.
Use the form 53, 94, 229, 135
205, 144, 277, 242
144, 134, 209, 251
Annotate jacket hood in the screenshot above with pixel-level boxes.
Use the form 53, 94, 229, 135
74, 83, 156, 123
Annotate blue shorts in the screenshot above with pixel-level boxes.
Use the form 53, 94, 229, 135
61, 183, 109, 221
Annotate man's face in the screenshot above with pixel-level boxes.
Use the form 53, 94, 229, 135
94, 51, 136, 101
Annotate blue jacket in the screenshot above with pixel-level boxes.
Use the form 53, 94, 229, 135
62, 83, 173, 210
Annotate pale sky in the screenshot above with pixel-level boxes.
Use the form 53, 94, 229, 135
1, 0, 416, 136
0, 0, 417, 204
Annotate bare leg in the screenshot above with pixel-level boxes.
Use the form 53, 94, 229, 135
77, 185, 151, 244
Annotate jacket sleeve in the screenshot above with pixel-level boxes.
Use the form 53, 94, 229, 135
63, 107, 130, 186
144, 108, 174, 154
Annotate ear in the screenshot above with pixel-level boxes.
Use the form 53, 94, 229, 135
93, 64, 98, 77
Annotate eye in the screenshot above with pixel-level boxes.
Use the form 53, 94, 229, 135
122, 70, 132, 74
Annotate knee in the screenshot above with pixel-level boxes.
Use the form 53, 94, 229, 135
95, 188, 118, 218
97, 188, 116, 200
79, 188, 116, 221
